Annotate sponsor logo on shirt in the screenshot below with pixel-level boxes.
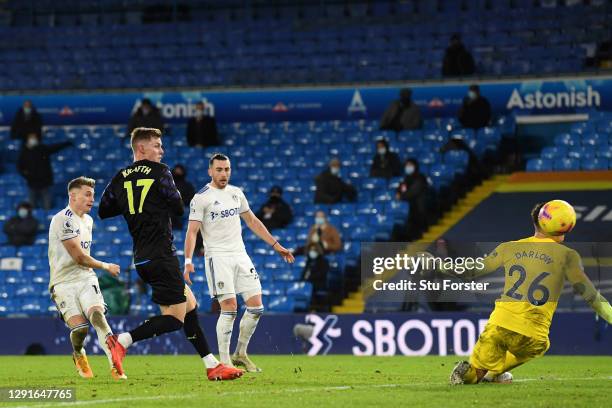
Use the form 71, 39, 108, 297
210, 207, 241, 221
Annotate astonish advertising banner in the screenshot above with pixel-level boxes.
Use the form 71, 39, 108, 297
0, 76, 609, 125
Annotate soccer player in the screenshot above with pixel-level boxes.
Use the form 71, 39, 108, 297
48, 177, 124, 379
449, 201, 612, 385
184, 153, 295, 372
98, 127, 243, 381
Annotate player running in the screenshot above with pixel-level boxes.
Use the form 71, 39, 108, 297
48, 177, 125, 380
184, 153, 295, 372
450, 200, 612, 385
98, 127, 243, 381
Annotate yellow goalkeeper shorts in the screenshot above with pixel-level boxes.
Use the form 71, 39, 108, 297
469, 324, 550, 374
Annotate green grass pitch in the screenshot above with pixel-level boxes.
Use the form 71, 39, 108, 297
0, 355, 610, 407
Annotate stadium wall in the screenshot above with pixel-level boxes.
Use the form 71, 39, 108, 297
0, 312, 608, 356
0, 75, 610, 125
442, 171, 612, 242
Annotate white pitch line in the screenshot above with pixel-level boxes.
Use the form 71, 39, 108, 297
11, 377, 612, 408
10, 393, 199, 408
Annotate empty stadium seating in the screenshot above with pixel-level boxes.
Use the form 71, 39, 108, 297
0, 0, 609, 90
526, 111, 612, 172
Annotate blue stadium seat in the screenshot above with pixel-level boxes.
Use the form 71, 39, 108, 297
443, 150, 469, 169
541, 146, 568, 160
526, 158, 553, 172
580, 158, 609, 171
553, 158, 580, 171
567, 146, 595, 160
554, 132, 580, 147
267, 295, 295, 312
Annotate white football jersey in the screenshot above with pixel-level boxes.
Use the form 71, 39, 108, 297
48, 206, 96, 290
189, 183, 249, 257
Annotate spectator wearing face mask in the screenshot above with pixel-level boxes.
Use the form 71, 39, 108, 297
395, 158, 430, 240
458, 85, 491, 130
304, 211, 342, 255
255, 185, 293, 230
380, 88, 423, 132
3, 202, 39, 246
370, 139, 402, 179
186, 101, 220, 147
301, 242, 330, 311
11, 100, 43, 142
314, 158, 357, 204
170, 164, 196, 230
17, 133, 73, 210
127, 98, 164, 137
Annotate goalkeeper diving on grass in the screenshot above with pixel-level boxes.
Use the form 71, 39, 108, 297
446, 200, 612, 385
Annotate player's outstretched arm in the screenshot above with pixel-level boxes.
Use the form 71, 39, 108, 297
240, 210, 295, 263
62, 237, 120, 277
565, 253, 612, 324
183, 220, 201, 285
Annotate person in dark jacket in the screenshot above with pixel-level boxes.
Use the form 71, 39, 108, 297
370, 139, 402, 178
170, 164, 196, 230
127, 98, 164, 136
440, 133, 485, 182
380, 88, 422, 131
3, 202, 39, 246
442, 34, 475, 77
11, 100, 43, 142
186, 102, 220, 147
458, 85, 491, 130
301, 242, 330, 311
255, 185, 293, 230
314, 158, 357, 204
17, 133, 72, 209
396, 158, 430, 238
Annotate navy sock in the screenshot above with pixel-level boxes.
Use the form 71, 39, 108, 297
184, 308, 212, 357
129, 315, 183, 343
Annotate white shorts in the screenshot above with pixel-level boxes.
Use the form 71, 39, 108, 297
205, 253, 262, 300
51, 276, 105, 323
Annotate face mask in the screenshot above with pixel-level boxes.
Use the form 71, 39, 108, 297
23, 107, 31, 115
377, 148, 387, 155
26, 138, 38, 148
18, 208, 28, 218
315, 217, 325, 225
308, 250, 319, 259
405, 165, 415, 175
195, 110, 204, 118
468, 91, 477, 100
330, 166, 340, 176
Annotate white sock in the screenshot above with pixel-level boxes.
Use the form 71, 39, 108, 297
118, 332, 133, 349
216, 310, 237, 365
89, 310, 114, 368
236, 306, 264, 356
203, 353, 220, 369
70, 324, 89, 357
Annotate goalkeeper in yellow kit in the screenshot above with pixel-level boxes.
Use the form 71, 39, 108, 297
450, 201, 612, 385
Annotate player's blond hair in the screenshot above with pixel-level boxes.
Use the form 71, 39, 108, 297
130, 127, 162, 151
67, 176, 95, 193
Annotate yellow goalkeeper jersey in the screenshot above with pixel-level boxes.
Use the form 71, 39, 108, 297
481, 236, 584, 341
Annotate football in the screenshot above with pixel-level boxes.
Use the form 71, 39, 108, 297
538, 200, 577, 236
